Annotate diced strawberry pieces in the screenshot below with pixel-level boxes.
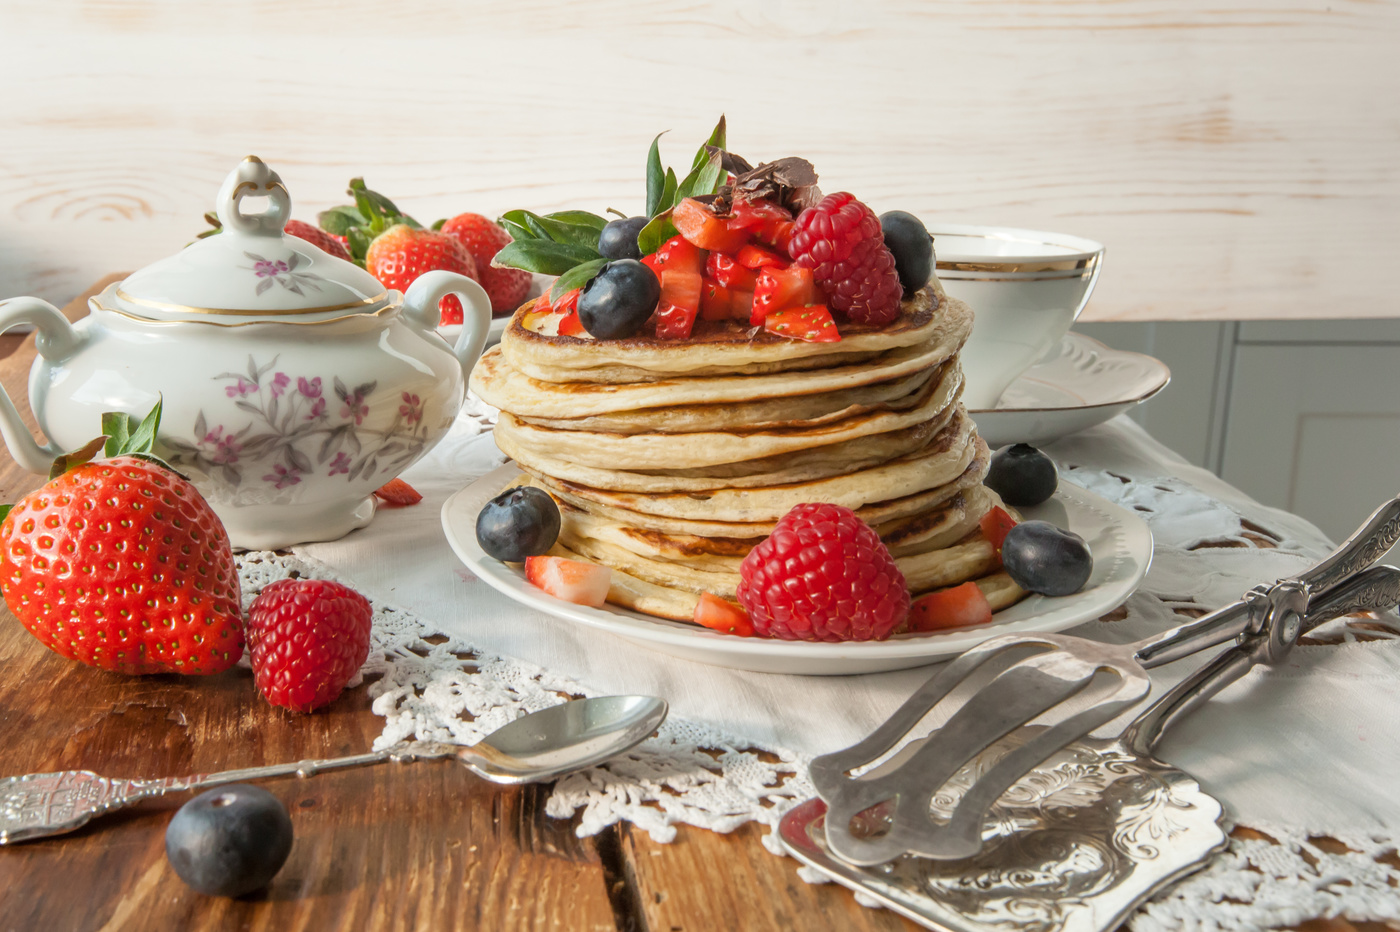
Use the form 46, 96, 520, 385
645, 235, 708, 277
558, 311, 586, 336
758, 219, 796, 253
751, 266, 818, 325
908, 582, 993, 632
654, 269, 702, 340
728, 197, 792, 230
979, 506, 1017, 560
700, 278, 733, 321
655, 302, 699, 340
735, 243, 786, 270
524, 555, 612, 608
764, 305, 841, 343
705, 252, 758, 291
694, 593, 755, 637
551, 288, 580, 315
673, 198, 751, 253
373, 477, 423, 507
730, 290, 754, 321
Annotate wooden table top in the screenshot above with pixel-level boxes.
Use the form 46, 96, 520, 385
0, 281, 1391, 932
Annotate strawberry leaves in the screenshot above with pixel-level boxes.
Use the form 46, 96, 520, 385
638, 116, 728, 256
317, 178, 422, 266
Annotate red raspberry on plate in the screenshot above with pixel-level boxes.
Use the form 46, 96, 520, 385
440, 212, 533, 316
246, 578, 373, 712
787, 192, 903, 326
736, 503, 910, 642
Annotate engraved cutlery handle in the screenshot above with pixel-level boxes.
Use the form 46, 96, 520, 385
1296, 496, 1400, 594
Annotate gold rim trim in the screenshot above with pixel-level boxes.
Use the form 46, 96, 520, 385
937, 255, 1100, 275
113, 287, 390, 317
93, 295, 399, 328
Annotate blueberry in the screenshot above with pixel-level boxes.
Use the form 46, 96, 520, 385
577, 259, 661, 339
476, 486, 561, 562
597, 216, 648, 261
984, 444, 1058, 507
1000, 521, 1093, 597
165, 785, 293, 897
879, 210, 934, 297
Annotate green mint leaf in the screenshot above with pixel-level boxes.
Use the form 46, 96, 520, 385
675, 149, 725, 203
637, 213, 678, 256
498, 216, 534, 243
493, 239, 603, 276
546, 211, 608, 232
645, 132, 667, 217
505, 210, 604, 252
658, 168, 679, 214
550, 258, 607, 302
691, 115, 727, 172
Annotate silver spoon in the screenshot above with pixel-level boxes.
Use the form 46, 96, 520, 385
0, 694, 668, 844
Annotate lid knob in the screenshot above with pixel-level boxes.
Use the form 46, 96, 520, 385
215, 156, 291, 236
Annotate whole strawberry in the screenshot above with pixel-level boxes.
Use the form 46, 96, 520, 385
285, 219, 352, 262
246, 578, 372, 712
365, 224, 480, 326
440, 212, 532, 315
736, 503, 909, 641
787, 192, 903, 326
0, 446, 243, 675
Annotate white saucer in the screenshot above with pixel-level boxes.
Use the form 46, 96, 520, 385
969, 332, 1170, 449
441, 463, 1153, 676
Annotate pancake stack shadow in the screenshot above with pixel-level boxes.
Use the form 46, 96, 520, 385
470, 282, 1026, 627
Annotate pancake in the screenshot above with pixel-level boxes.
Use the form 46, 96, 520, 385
494, 366, 963, 471
469, 301, 970, 418
501, 284, 954, 383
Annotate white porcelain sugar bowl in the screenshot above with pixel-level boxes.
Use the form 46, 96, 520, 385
0, 156, 491, 549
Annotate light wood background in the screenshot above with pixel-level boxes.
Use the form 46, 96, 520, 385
1, 0, 1397, 321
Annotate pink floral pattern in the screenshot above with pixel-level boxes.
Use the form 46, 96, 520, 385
241, 251, 326, 297
163, 354, 432, 491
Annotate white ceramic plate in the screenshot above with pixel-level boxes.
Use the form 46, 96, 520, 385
970, 332, 1170, 449
441, 464, 1153, 676
438, 273, 551, 348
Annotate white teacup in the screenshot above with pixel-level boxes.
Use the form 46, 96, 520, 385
929, 224, 1104, 410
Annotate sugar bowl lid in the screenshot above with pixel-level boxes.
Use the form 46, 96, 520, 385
100, 157, 392, 324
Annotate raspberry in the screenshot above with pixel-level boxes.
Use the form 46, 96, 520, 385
736, 503, 910, 641
246, 579, 373, 712
786, 192, 903, 325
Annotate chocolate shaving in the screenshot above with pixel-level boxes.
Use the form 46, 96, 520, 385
693, 152, 823, 217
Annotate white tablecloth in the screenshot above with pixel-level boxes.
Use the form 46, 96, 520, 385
263, 408, 1400, 929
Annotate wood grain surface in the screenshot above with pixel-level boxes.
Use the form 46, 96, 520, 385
2, 1, 1398, 323
0, 280, 925, 931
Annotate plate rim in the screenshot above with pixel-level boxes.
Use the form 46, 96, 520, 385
441, 464, 1154, 673
969, 332, 1171, 416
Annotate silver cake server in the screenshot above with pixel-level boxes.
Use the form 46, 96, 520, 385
781, 564, 1400, 932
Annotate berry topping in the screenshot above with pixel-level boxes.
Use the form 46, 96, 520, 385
165, 785, 294, 898
693, 592, 754, 636
577, 259, 662, 339
672, 197, 751, 253
1000, 521, 1093, 597
524, 555, 612, 608
476, 486, 562, 563
979, 505, 1018, 558
764, 304, 839, 343
597, 215, 649, 261
246, 579, 373, 712
439, 212, 532, 315
750, 266, 818, 326
984, 444, 1058, 507
285, 219, 352, 262
0, 443, 244, 676
908, 582, 993, 632
736, 503, 910, 641
788, 192, 903, 325
879, 210, 935, 297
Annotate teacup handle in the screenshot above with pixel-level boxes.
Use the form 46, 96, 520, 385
401, 271, 492, 379
0, 297, 83, 473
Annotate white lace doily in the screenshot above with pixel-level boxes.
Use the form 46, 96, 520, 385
243, 403, 1400, 930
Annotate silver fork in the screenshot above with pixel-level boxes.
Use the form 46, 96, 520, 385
811, 496, 1400, 865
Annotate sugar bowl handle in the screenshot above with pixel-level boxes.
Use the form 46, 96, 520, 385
0, 297, 82, 473
401, 270, 492, 380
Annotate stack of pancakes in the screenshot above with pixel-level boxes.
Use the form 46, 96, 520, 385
469, 280, 1026, 627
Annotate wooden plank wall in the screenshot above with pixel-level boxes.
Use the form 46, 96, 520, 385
1, 0, 1397, 322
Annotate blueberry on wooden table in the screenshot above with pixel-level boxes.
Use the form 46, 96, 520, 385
879, 209, 934, 297
984, 443, 1059, 506
165, 785, 293, 897
578, 259, 662, 339
1000, 521, 1094, 597
597, 216, 648, 261
476, 486, 561, 562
